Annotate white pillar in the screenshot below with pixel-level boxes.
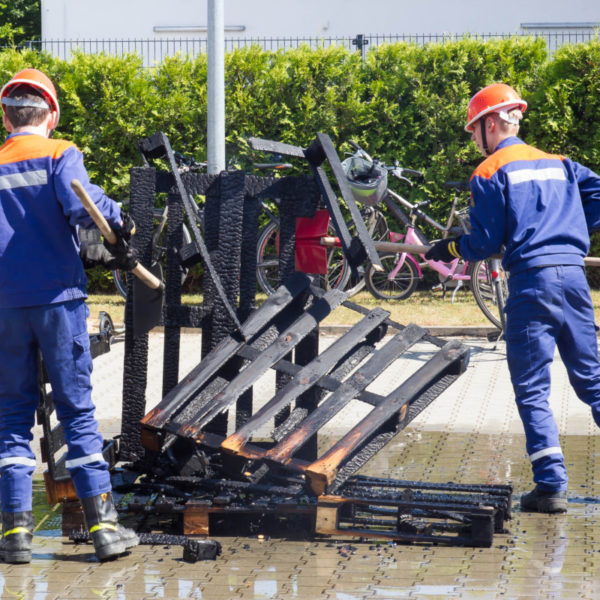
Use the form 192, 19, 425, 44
207, 0, 226, 174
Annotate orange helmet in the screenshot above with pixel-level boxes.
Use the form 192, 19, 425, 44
1, 68, 60, 125
465, 83, 526, 132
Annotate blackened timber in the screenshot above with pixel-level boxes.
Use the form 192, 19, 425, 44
183, 288, 348, 430
306, 340, 470, 495
309, 163, 358, 268
265, 324, 428, 465
141, 274, 312, 432
221, 308, 391, 456
315, 495, 496, 546
241, 272, 311, 339
345, 475, 513, 498
156, 132, 244, 335
309, 283, 448, 350
316, 133, 382, 271
236, 346, 387, 406
121, 166, 156, 459
248, 137, 306, 159
339, 295, 448, 349
157, 424, 311, 473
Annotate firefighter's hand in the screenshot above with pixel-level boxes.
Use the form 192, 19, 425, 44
425, 236, 462, 263
80, 240, 118, 270
103, 237, 138, 271
117, 213, 136, 242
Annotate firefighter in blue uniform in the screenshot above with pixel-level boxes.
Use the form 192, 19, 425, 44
0, 69, 138, 562
426, 83, 600, 513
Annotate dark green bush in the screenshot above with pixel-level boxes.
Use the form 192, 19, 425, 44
1, 37, 599, 290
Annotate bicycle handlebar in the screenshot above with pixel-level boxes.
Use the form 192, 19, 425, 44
173, 151, 207, 171
392, 167, 424, 181
347, 140, 374, 163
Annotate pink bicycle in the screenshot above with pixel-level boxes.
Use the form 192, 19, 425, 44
363, 174, 508, 330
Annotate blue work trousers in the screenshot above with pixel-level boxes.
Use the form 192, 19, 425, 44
505, 265, 600, 492
0, 300, 110, 512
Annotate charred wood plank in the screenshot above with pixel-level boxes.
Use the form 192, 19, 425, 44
264, 324, 428, 465
182, 288, 347, 430
158, 132, 244, 335
315, 494, 495, 547
309, 163, 357, 266
315, 133, 382, 272
221, 308, 391, 456
306, 340, 470, 495
141, 273, 311, 431
235, 346, 386, 407
248, 137, 306, 159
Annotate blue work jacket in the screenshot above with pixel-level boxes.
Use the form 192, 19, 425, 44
459, 136, 600, 274
0, 132, 122, 307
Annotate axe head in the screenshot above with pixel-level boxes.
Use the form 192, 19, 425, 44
132, 262, 164, 335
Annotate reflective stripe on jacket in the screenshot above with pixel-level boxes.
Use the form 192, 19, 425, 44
459, 136, 600, 274
0, 132, 122, 307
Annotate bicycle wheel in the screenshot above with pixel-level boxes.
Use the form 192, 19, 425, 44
365, 253, 420, 301
343, 210, 389, 297
113, 208, 192, 298
256, 220, 279, 295
256, 220, 351, 295
468, 259, 508, 330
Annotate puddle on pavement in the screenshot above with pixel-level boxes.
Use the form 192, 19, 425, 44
16, 430, 600, 599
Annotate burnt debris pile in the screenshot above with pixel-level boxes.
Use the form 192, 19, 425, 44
40, 132, 511, 547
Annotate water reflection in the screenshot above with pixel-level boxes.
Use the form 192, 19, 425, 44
10, 432, 598, 599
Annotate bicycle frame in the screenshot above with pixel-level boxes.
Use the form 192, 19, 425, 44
388, 228, 470, 283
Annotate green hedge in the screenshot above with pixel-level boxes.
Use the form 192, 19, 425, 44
1, 37, 599, 288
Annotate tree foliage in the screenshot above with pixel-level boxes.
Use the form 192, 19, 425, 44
0, 0, 40, 45
1, 37, 600, 287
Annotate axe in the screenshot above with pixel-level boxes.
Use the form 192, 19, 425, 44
71, 179, 164, 335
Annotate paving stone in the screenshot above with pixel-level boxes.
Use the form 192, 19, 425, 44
14, 333, 600, 599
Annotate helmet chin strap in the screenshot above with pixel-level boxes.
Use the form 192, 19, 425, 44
479, 118, 490, 156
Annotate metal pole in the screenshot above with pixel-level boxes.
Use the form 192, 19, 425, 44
207, 0, 226, 174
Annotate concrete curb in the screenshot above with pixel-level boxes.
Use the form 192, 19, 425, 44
87, 319, 499, 339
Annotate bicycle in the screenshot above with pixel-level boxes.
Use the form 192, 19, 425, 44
364, 173, 508, 330
254, 161, 352, 295
255, 140, 400, 297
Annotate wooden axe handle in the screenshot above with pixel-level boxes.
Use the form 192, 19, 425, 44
70, 179, 163, 290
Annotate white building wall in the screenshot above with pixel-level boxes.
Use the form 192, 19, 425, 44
41, 0, 600, 40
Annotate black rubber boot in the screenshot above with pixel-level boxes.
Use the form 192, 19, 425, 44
80, 492, 139, 561
0, 511, 34, 563
520, 486, 567, 513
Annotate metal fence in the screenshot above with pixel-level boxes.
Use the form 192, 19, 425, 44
14, 30, 600, 66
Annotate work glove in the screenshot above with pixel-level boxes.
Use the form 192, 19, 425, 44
117, 212, 136, 242
103, 234, 139, 271
80, 239, 118, 270
424, 236, 462, 263
101, 213, 138, 270
79, 227, 117, 270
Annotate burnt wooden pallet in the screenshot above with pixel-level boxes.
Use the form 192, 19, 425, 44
140, 273, 470, 496
115, 472, 511, 546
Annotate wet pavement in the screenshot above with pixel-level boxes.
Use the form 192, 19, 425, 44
6, 330, 600, 599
